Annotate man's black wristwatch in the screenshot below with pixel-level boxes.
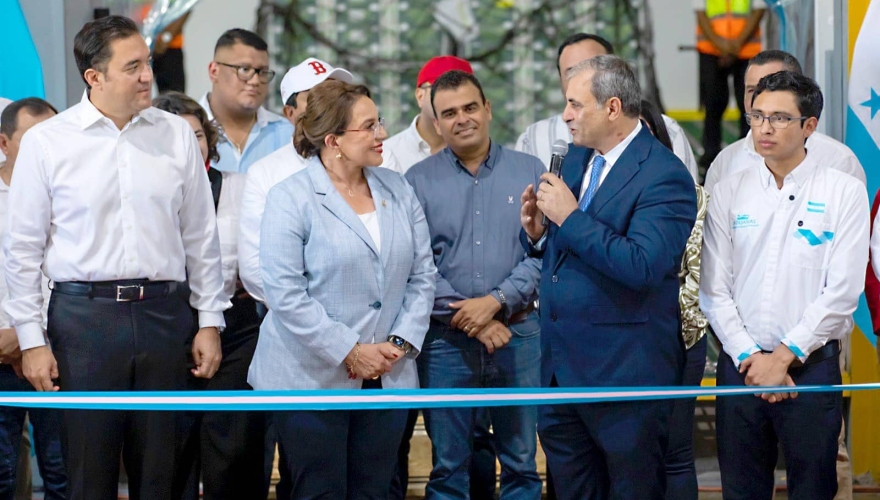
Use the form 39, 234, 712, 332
387, 335, 413, 354
492, 287, 509, 325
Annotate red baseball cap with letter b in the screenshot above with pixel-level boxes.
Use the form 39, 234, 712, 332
416, 56, 474, 88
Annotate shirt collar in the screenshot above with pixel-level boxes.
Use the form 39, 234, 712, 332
443, 140, 501, 173
591, 121, 642, 168
199, 92, 284, 132
77, 90, 154, 130
407, 115, 430, 153
760, 148, 819, 190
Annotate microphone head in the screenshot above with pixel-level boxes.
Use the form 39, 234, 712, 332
551, 140, 569, 156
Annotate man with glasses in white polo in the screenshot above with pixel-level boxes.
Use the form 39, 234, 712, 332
199, 28, 293, 174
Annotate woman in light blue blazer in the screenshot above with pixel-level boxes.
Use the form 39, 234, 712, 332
247, 81, 436, 499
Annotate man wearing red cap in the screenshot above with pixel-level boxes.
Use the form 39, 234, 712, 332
388, 56, 500, 500
383, 56, 473, 173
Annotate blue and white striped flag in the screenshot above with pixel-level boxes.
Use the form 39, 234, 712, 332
847, 0, 880, 193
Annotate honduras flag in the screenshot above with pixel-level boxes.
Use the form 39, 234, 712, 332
0, 0, 45, 100
850, 0, 880, 344
848, 0, 880, 193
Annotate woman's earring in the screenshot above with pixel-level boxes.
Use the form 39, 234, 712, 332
335, 151, 343, 159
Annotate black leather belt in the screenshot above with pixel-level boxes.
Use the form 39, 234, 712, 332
53, 280, 178, 302
762, 339, 840, 368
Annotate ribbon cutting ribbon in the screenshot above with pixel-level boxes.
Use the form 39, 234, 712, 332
0, 384, 877, 411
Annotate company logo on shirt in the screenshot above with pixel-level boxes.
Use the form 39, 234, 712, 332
733, 214, 758, 229
794, 229, 834, 246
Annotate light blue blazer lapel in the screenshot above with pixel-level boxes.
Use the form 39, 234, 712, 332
307, 157, 380, 259
365, 167, 394, 270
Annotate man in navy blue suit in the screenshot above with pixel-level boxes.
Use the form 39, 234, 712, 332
520, 55, 697, 499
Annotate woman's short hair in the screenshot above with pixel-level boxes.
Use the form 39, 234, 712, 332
293, 81, 372, 158
152, 91, 220, 163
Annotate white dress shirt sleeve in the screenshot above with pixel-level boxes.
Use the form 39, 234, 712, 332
515, 130, 532, 156
178, 131, 231, 329
3, 132, 52, 350
835, 155, 867, 187
238, 169, 267, 304
663, 116, 700, 183
699, 184, 762, 366
782, 184, 869, 362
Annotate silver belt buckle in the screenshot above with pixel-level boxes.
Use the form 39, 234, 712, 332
116, 285, 144, 302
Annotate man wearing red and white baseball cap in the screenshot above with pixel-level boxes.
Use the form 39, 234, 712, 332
239, 57, 354, 305
279, 57, 354, 124
382, 56, 473, 173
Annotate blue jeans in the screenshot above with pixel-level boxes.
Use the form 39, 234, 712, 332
418, 314, 542, 499
664, 335, 707, 500
0, 364, 67, 500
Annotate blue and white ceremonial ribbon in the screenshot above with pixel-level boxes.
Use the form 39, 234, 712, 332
1, 384, 878, 411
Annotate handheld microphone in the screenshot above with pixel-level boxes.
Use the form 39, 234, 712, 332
542, 140, 569, 226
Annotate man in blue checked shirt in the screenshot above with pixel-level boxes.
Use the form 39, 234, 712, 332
405, 70, 544, 499
700, 71, 868, 499
199, 29, 293, 174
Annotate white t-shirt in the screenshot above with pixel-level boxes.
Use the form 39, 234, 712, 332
358, 211, 381, 254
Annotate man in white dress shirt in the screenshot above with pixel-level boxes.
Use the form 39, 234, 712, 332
238, 57, 353, 304
700, 71, 868, 499
382, 55, 474, 173
704, 50, 866, 194
3, 16, 229, 500
704, 49, 861, 500
516, 33, 699, 182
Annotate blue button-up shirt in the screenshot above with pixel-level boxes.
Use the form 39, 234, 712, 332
405, 141, 543, 320
199, 93, 295, 174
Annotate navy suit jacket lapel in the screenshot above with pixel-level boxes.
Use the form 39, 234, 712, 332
562, 144, 589, 198
584, 126, 653, 217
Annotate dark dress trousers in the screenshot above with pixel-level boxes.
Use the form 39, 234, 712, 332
522, 126, 697, 499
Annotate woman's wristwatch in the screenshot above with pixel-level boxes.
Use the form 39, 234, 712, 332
387, 335, 413, 354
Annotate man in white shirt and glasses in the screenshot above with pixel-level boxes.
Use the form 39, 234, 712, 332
700, 71, 868, 499
3, 16, 229, 500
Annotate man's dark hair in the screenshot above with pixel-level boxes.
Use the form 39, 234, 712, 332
73, 15, 140, 88
0, 98, 58, 137
556, 33, 615, 74
214, 29, 268, 54
748, 50, 803, 74
430, 70, 487, 117
752, 71, 824, 121
286, 93, 299, 108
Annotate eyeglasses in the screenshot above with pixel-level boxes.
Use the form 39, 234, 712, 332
215, 62, 276, 84
745, 112, 808, 129
342, 118, 386, 138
